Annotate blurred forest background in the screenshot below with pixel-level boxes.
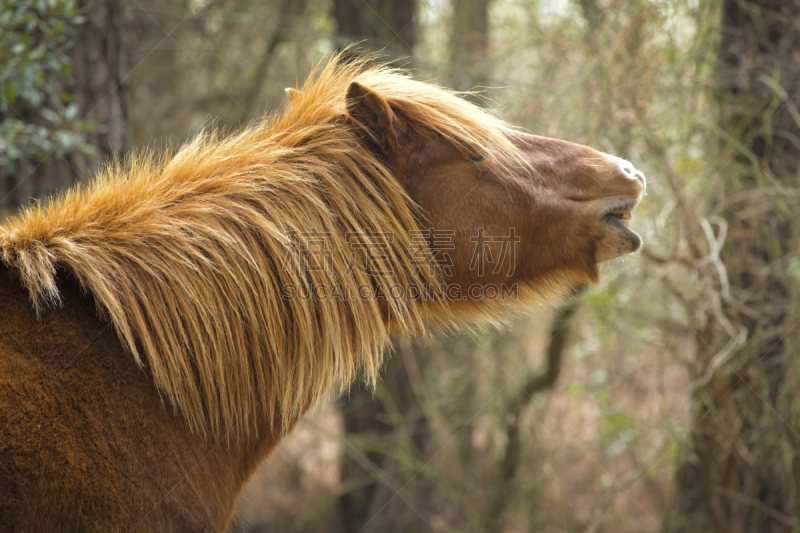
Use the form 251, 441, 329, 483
2, 0, 799, 532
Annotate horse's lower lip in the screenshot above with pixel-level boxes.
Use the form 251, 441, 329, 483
603, 212, 642, 247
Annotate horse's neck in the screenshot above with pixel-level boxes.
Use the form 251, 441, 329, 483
0, 265, 282, 529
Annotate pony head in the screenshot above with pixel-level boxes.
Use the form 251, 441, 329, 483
336, 75, 645, 312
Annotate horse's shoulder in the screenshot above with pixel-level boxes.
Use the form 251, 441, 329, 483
0, 327, 105, 531
0, 272, 177, 531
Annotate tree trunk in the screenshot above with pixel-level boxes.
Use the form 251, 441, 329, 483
332, 0, 415, 58
71, 0, 131, 167
450, 0, 489, 100
2, 0, 131, 210
332, 4, 419, 531
666, 2, 800, 532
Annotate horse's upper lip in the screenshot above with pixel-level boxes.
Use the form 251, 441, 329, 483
599, 197, 641, 218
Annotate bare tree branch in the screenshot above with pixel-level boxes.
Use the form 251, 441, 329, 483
489, 295, 582, 531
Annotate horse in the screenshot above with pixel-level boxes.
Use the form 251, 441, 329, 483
0, 55, 645, 531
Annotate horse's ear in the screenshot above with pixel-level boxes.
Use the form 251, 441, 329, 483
285, 88, 300, 104
345, 82, 398, 154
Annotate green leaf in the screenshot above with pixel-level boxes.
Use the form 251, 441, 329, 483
64, 101, 77, 120
3, 82, 16, 104
40, 106, 61, 124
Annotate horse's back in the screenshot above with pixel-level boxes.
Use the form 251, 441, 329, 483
0, 266, 232, 532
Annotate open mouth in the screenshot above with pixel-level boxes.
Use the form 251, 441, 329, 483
600, 198, 639, 227
595, 196, 643, 263
607, 211, 632, 225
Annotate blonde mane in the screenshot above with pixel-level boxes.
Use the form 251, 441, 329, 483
0, 55, 526, 437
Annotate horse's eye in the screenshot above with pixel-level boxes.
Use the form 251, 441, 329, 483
466, 151, 489, 163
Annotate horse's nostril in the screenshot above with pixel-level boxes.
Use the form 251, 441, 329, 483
613, 157, 646, 193
634, 170, 646, 192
